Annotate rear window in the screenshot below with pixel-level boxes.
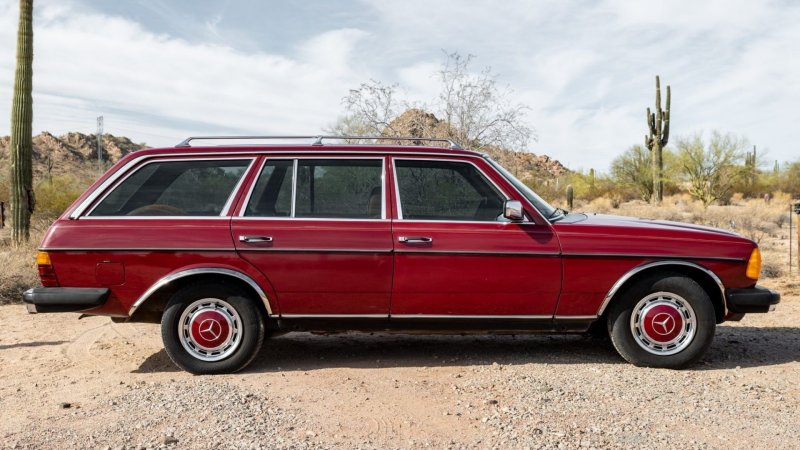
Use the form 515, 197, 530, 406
90, 159, 251, 216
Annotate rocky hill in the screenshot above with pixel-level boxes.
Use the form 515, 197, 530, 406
0, 132, 147, 180
381, 109, 569, 179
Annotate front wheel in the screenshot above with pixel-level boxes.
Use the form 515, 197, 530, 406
161, 282, 265, 374
607, 273, 716, 369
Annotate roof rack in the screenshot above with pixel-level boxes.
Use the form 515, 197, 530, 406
175, 135, 463, 150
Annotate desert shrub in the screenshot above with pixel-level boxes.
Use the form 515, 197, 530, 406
730, 192, 745, 205
585, 197, 616, 213
770, 191, 793, 204
761, 260, 782, 279
775, 213, 790, 229
34, 175, 86, 219
0, 224, 44, 303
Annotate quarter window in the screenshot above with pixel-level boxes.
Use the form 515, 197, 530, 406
91, 159, 250, 216
395, 159, 506, 221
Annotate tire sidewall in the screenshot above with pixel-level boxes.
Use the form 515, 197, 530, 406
608, 274, 716, 368
161, 283, 265, 374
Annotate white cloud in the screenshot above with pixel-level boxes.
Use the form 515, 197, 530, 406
0, 0, 370, 146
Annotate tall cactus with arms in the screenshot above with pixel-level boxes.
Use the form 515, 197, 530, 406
9, 0, 34, 244
645, 75, 670, 204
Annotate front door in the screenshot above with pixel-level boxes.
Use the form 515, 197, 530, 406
389, 157, 562, 317
231, 157, 393, 316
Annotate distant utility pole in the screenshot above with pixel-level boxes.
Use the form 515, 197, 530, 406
96, 115, 104, 169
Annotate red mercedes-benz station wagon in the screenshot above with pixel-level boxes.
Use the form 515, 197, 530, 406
23, 136, 779, 374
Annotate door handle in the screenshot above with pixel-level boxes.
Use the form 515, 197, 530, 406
238, 235, 273, 243
398, 236, 433, 244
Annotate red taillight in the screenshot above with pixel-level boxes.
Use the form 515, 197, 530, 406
36, 251, 59, 287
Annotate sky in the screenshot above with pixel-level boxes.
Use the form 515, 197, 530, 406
0, 0, 798, 172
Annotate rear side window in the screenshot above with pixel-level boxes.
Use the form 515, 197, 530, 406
90, 159, 251, 216
395, 159, 506, 221
245, 159, 383, 219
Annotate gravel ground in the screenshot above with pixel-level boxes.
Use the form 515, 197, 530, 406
0, 284, 798, 449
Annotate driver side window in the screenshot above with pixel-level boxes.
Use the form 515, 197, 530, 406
394, 159, 506, 221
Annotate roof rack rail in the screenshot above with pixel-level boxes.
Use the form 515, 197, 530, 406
175, 135, 463, 150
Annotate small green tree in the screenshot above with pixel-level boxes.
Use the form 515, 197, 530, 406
611, 145, 655, 201
9, 0, 34, 244
677, 131, 746, 206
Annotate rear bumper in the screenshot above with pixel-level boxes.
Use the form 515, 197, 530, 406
22, 287, 110, 313
726, 286, 780, 314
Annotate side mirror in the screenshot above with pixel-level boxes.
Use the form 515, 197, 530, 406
503, 200, 524, 222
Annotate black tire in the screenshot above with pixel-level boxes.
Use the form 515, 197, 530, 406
606, 273, 716, 369
161, 282, 265, 374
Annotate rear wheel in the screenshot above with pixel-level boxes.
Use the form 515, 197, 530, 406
607, 273, 716, 368
161, 282, 265, 374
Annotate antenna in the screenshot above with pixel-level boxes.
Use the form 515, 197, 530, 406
96, 115, 104, 170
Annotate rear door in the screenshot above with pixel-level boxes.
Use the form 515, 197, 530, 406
231, 156, 393, 316
389, 157, 561, 317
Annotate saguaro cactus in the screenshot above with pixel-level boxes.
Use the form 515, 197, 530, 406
744, 145, 757, 190
9, 0, 34, 244
566, 184, 574, 211
645, 75, 670, 205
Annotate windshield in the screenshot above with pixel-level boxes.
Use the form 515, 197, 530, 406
485, 157, 561, 220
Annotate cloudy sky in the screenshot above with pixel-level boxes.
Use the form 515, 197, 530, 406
1, 0, 798, 171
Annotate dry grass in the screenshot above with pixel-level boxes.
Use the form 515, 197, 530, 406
0, 221, 46, 304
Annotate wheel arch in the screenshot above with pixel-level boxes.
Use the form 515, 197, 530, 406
598, 261, 727, 323
127, 268, 273, 322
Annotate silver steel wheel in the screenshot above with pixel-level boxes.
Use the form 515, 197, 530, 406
178, 298, 242, 362
629, 291, 697, 356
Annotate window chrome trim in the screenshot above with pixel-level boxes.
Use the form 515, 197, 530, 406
233, 217, 390, 222
82, 156, 255, 218
391, 157, 511, 221
128, 268, 272, 317
238, 156, 386, 220
79, 216, 231, 221
597, 260, 727, 317
220, 159, 256, 216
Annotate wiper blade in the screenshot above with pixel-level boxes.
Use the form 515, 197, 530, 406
547, 207, 567, 220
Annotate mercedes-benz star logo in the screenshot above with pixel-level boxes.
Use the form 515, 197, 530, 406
198, 318, 222, 341
651, 313, 676, 335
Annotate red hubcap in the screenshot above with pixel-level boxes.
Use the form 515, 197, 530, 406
189, 310, 231, 350
641, 304, 684, 343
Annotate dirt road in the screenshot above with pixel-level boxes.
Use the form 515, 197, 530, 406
1, 286, 798, 449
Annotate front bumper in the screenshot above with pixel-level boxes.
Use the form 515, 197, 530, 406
22, 287, 109, 313
726, 286, 780, 314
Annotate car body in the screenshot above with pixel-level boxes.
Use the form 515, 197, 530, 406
23, 136, 780, 373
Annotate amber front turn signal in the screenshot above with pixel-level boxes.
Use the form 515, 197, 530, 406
745, 247, 762, 280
